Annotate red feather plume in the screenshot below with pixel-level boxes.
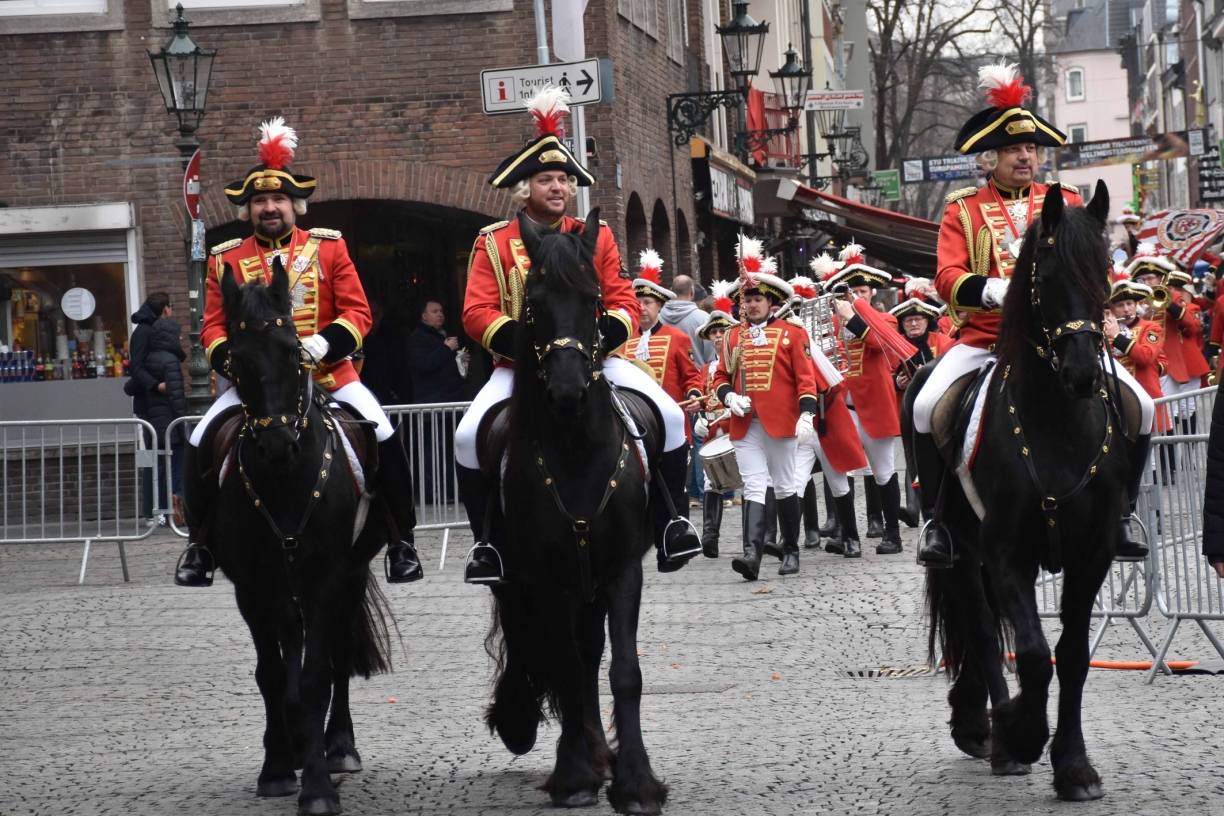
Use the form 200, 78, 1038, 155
713, 296, 734, 313
979, 64, 1031, 110
257, 117, 297, 171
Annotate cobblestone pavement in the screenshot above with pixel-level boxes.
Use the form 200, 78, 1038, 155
4, 506, 1224, 816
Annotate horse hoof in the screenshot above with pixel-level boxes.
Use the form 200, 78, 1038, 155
298, 795, 341, 816
990, 760, 1031, 776
257, 776, 299, 798
618, 801, 662, 816
327, 753, 362, 774
1057, 782, 1104, 802
953, 735, 990, 760
552, 789, 598, 808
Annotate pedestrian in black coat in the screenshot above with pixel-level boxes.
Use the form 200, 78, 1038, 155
1202, 378, 1224, 577
125, 292, 171, 418
406, 300, 465, 404
143, 318, 188, 509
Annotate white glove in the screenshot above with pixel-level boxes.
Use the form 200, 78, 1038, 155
300, 333, 330, 362
694, 416, 709, 439
725, 392, 752, 417
982, 277, 1010, 309
796, 411, 817, 442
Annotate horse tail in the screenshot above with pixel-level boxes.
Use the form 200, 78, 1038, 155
349, 568, 395, 678
484, 586, 554, 754
926, 560, 1013, 680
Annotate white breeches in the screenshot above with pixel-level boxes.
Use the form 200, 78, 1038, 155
912, 342, 1154, 436
850, 410, 897, 485
793, 432, 850, 497
189, 378, 393, 446
1160, 374, 1199, 419
453, 357, 687, 470
731, 419, 798, 503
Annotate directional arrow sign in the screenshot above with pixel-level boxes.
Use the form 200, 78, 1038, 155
481, 58, 604, 115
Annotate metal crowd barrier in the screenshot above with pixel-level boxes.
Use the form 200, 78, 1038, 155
0, 417, 159, 583
163, 401, 472, 570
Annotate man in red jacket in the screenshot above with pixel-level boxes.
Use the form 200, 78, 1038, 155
1105, 280, 1170, 432
176, 118, 422, 587
910, 64, 1154, 566
456, 88, 701, 584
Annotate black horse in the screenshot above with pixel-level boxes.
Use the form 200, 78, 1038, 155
183, 260, 393, 816
479, 210, 668, 815
905, 181, 1131, 801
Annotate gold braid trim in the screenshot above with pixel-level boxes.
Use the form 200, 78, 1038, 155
974, 226, 993, 277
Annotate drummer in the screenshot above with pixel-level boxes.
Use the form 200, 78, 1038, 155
693, 283, 738, 558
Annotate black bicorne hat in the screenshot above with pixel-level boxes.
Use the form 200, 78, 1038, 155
954, 64, 1066, 155
488, 87, 594, 189
224, 117, 317, 205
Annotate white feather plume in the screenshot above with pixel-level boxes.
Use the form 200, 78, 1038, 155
759, 256, 779, 275
638, 248, 664, 272
736, 234, 764, 262
710, 279, 736, 300
838, 242, 865, 263
525, 86, 571, 119
977, 63, 1020, 92
1135, 241, 1157, 257
809, 252, 840, 277
787, 275, 815, 288
258, 116, 298, 152
905, 277, 931, 296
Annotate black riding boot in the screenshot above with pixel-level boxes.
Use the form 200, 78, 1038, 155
825, 477, 852, 554
876, 474, 904, 555
174, 543, 215, 587
458, 464, 504, 585
777, 494, 802, 575
817, 479, 840, 540
801, 479, 821, 549
377, 437, 423, 584
900, 474, 920, 528
762, 487, 781, 560
656, 447, 703, 572
1116, 434, 1152, 562
732, 500, 767, 581
865, 478, 884, 538
913, 430, 955, 567
701, 492, 723, 558
175, 444, 215, 588
835, 492, 861, 558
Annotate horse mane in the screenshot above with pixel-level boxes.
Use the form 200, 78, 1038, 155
995, 204, 1109, 365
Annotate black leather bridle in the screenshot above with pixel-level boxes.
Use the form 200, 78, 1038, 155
1026, 232, 1104, 372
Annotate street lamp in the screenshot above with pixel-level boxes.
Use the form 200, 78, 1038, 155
148, 3, 216, 413
769, 45, 812, 117
717, 1, 769, 93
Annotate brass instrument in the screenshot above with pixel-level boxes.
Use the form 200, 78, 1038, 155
798, 293, 850, 375
1150, 285, 1171, 309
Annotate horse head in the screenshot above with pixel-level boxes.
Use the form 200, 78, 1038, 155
517, 208, 604, 417
1002, 179, 1110, 399
221, 256, 309, 462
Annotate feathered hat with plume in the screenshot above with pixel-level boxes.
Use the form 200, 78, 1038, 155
826, 241, 892, 291
698, 279, 738, 339
1110, 279, 1154, 304
488, 86, 594, 188
1118, 206, 1143, 225
225, 116, 318, 206
734, 234, 793, 304
1123, 240, 1180, 281
633, 249, 676, 302
954, 63, 1065, 154
890, 297, 945, 323
809, 252, 842, 286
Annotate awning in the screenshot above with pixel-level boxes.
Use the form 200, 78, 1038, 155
755, 177, 939, 277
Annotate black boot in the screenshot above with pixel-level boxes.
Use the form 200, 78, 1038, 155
701, 492, 723, 558
1116, 434, 1152, 562
732, 500, 767, 581
835, 492, 861, 558
174, 543, 215, 587
913, 430, 955, 568
458, 464, 504, 585
825, 477, 852, 554
865, 478, 884, 538
876, 474, 904, 555
816, 479, 840, 540
801, 479, 822, 550
656, 447, 703, 572
777, 494, 802, 575
899, 475, 920, 527
762, 487, 781, 560
377, 437, 424, 583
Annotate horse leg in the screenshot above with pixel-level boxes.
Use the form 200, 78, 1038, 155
324, 570, 364, 774
578, 598, 615, 781
605, 559, 667, 816
486, 584, 544, 756
297, 592, 342, 816
986, 555, 1052, 770
235, 585, 297, 798
1049, 555, 1111, 801
542, 599, 602, 808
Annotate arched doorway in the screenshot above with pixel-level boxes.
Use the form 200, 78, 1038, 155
650, 199, 671, 277
626, 193, 648, 264
675, 209, 692, 281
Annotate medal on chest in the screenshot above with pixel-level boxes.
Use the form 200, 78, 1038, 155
1005, 200, 1028, 258
748, 323, 768, 347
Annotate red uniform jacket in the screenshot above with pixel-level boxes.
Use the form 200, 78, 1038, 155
935, 180, 1083, 349
1111, 318, 1171, 431
1160, 291, 1210, 384
712, 319, 821, 441
462, 214, 636, 363
203, 227, 370, 391
700, 359, 731, 442
616, 323, 703, 404
835, 310, 906, 439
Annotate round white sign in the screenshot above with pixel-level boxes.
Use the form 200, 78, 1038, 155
61, 287, 96, 322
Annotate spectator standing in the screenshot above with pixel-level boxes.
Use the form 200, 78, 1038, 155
125, 292, 171, 520
406, 300, 466, 503
660, 274, 714, 503
143, 317, 189, 526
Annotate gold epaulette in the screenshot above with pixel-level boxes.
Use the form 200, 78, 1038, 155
571, 217, 611, 226
479, 220, 509, 235
945, 186, 977, 204
209, 238, 242, 256
309, 227, 342, 239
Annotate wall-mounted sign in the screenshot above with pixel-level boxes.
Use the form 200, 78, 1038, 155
61, 288, 96, 322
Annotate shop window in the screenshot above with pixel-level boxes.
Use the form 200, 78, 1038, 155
1066, 68, 1085, 102
0, 0, 122, 34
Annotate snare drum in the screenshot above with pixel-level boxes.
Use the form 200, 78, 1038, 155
699, 434, 743, 492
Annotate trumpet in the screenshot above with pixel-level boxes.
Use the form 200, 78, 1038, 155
1150, 285, 1171, 309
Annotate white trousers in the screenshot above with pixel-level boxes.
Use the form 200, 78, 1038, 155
731, 419, 798, 503
849, 410, 897, 485
189, 378, 394, 446
913, 342, 1155, 435
454, 356, 687, 470
1160, 375, 1199, 419
793, 433, 850, 497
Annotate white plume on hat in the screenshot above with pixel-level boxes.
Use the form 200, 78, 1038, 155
977, 63, 1021, 94
809, 252, 840, 278
638, 248, 664, 273
759, 256, 779, 275
904, 277, 931, 296
710, 279, 736, 301
838, 242, 866, 263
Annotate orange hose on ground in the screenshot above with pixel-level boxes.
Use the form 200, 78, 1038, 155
1005, 652, 1198, 671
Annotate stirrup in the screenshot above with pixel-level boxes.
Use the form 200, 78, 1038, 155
174, 544, 215, 587
661, 517, 703, 561
463, 542, 506, 585
1114, 513, 1150, 563
915, 519, 955, 569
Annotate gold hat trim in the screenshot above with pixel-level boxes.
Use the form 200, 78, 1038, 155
490, 135, 595, 187
958, 107, 1066, 153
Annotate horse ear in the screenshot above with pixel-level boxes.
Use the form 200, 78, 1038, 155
518, 211, 541, 260
1085, 179, 1109, 226
1041, 184, 1065, 232
582, 207, 601, 258
221, 263, 242, 322
270, 256, 290, 311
